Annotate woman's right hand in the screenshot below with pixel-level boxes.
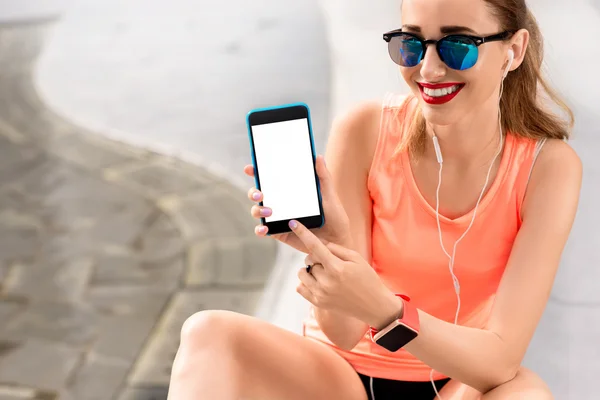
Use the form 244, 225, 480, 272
244, 155, 353, 254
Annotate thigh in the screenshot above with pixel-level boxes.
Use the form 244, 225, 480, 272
181, 310, 369, 400
437, 366, 552, 400
482, 367, 552, 399
437, 378, 483, 400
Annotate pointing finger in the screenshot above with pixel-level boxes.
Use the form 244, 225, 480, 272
289, 220, 333, 264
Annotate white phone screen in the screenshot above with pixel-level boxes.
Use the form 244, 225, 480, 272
251, 118, 320, 223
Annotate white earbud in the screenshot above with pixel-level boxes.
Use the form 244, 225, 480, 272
503, 49, 514, 79
432, 136, 443, 164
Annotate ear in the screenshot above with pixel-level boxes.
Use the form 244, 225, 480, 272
505, 28, 530, 72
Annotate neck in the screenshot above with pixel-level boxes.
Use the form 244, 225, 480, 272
424, 99, 503, 167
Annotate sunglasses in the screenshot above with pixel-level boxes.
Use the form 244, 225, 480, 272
383, 30, 512, 71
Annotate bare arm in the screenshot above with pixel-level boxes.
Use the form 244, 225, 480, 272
394, 139, 582, 392
313, 100, 383, 351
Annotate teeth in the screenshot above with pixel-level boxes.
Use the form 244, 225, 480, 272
423, 85, 461, 97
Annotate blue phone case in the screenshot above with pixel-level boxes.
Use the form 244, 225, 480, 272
246, 102, 325, 234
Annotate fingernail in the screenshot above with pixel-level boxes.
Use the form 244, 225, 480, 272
260, 208, 272, 216
252, 192, 261, 200
258, 226, 267, 233
289, 220, 297, 229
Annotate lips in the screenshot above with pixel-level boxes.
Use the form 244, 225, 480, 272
417, 82, 465, 105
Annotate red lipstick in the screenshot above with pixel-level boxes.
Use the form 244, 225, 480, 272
418, 82, 465, 105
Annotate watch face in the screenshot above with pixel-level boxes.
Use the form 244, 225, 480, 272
376, 323, 419, 352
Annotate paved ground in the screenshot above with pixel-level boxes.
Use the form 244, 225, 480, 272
0, 20, 277, 400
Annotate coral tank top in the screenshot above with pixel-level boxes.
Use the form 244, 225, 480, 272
302, 93, 546, 381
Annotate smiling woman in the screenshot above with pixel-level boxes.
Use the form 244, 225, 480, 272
393, 0, 573, 156
167, 0, 583, 399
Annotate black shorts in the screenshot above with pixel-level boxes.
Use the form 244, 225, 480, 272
357, 372, 450, 400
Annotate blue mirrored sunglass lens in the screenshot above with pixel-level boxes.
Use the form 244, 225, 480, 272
393, 37, 423, 67
438, 38, 478, 70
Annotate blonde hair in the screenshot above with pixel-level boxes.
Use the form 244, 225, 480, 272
392, 0, 574, 159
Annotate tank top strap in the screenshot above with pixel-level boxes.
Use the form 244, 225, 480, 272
380, 92, 412, 141
511, 136, 548, 222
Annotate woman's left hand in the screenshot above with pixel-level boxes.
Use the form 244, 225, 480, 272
290, 220, 403, 329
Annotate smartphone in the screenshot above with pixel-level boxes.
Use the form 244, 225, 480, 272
246, 102, 324, 235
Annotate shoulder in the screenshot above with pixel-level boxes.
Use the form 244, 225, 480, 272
326, 99, 383, 171
327, 95, 409, 171
329, 100, 383, 143
522, 138, 582, 220
534, 139, 582, 181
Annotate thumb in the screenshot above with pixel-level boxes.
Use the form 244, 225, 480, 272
316, 155, 334, 195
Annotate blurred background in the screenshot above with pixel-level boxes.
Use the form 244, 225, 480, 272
0, 0, 598, 399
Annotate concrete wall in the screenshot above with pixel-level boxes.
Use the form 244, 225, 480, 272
34, 0, 331, 190
319, 0, 410, 117
0, 0, 70, 22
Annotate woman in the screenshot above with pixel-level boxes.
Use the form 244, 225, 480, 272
167, 0, 582, 398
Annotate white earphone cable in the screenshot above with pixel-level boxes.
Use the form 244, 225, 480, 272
370, 57, 510, 400
429, 76, 506, 399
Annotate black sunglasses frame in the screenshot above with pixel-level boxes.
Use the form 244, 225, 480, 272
382, 29, 513, 68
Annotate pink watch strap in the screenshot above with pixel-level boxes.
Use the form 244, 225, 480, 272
369, 293, 420, 336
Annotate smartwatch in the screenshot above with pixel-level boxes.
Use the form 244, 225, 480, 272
369, 294, 420, 352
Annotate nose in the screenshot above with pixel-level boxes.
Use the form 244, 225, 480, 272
419, 44, 447, 82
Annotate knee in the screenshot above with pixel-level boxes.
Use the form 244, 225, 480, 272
180, 310, 241, 350
172, 310, 243, 377
170, 310, 247, 392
